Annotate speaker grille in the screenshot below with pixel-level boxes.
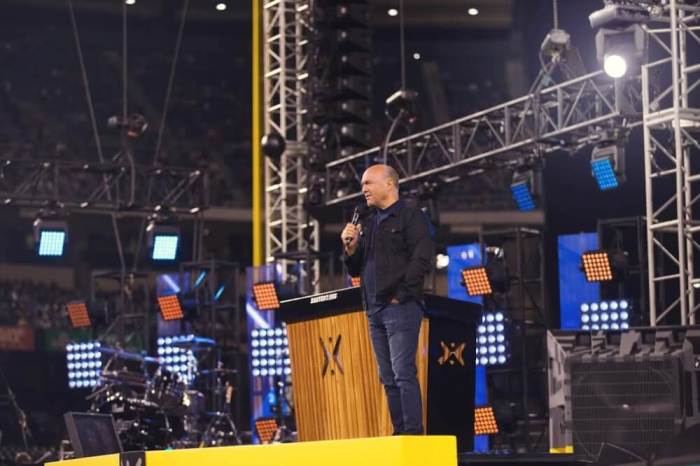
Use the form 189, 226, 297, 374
570, 359, 680, 457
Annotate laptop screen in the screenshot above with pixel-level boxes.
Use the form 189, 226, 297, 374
64, 412, 123, 458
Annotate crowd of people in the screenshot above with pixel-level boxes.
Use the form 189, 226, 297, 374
0, 280, 75, 330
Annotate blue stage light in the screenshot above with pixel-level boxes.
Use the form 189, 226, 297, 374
591, 156, 619, 190
152, 234, 179, 260
511, 182, 536, 211
34, 219, 68, 257
511, 170, 537, 212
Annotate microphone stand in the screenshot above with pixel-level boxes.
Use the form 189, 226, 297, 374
0, 368, 32, 452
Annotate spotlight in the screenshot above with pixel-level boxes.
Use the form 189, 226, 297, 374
158, 294, 184, 321
436, 254, 450, 270
216, 2, 227, 11
468, 7, 479, 16
474, 406, 499, 435
252, 282, 280, 310
412, 52, 421, 60
147, 222, 180, 261
461, 267, 492, 296
126, 0, 135, 4
510, 170, 537, 212
34, 218, 68, 257
387, 8, 398, 17
591, 142, 625, 191
261, 132, 286, 160
66, 301, 91, 328
595, 25, 646, 79
581, 251, 613, 282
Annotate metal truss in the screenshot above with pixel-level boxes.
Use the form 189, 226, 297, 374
642, 1, 700, 325
324, 69, 635, 206
263, 0, 320, 294
0, 157, 208, 215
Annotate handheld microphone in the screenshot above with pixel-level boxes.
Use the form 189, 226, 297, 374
344, 205, 362, 246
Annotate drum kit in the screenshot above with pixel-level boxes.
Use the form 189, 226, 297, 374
86, 340, 240, 451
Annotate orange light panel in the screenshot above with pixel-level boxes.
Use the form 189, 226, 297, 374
351, 277, 361, 287
581, 251, 613, 282
253, 282, 280, 310
461, 267, 493, 296
254, 417, 278, 444
158, 294, 184, 320
66, 301, 91, 328
474, 406, 499, 435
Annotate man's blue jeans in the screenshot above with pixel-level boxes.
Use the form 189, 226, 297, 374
367, 300, 424, 435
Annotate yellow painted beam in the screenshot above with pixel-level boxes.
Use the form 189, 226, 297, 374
49, 436, 457, 466
251, 0, 263, 266
146, 436, 457, 466
46, 453, 118, 466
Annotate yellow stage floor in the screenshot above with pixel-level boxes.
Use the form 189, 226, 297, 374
47, 435, 457, 466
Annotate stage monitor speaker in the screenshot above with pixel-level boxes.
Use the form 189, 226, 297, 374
548, 327, 700, 462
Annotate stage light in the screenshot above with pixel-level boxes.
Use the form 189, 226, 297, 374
387, 8, 398, 17
461, 267, 492, 296
581, 251, 613, 282
476, 312, 508, 366
250, 325, 290, 378
594, 24, 646, 79
412, 52, 421, 60
158, 294, 184, 321
436, 254, 450, 270
254, 417, 278, 444
193, 270, 208, 289
579, 299, 632, 330
214, 284, 226, 301
66, 341, 103, 389
468, 7, 479, 16
604, 54, 627, 78
216, 2, 227, 11
147, 222, 180, 261
591, 141, 625, 191
66, 301, 91, 328
156, 334, 199, 384
474, 406, 498, 435
252, 282, 280, 310
125, 0, 135, 4
510, 170, 536, 212
34, 219, 67, 257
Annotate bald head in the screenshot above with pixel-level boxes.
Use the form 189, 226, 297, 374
361, 164, 400, 209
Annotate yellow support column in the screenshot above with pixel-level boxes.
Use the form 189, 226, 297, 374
251, 0, 263, 266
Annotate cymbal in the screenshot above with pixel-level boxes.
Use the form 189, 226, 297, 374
101, 370, 148, 387
198, 368, 238, 376
172, 337, 216, 350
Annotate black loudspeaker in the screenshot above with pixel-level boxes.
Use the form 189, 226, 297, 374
548, 327, 700, 462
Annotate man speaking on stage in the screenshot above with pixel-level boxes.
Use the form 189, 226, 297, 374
341, 164, 435, 435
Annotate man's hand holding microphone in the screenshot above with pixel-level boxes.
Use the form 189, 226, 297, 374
341, 205, 363, 256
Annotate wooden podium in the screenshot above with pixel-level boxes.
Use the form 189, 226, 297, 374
279, 287, 481, 451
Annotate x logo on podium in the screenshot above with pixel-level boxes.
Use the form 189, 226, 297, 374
319, 335, 344, 377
